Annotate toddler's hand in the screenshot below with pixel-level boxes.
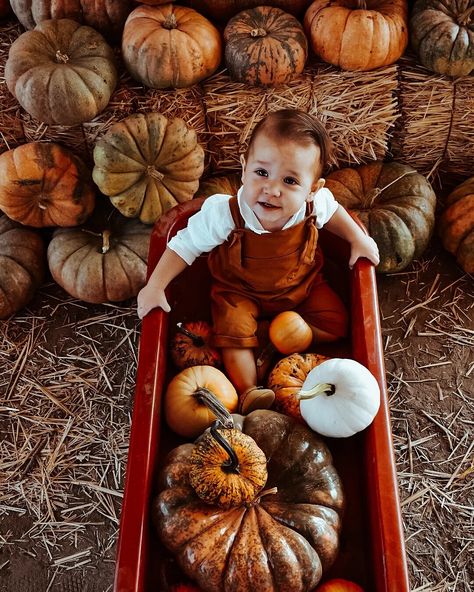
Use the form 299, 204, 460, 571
137, 285, 171, 319
349, 235, 380, 268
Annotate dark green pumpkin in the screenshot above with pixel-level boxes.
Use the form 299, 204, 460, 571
410, 0, 474, 77
325, 161, 436, 273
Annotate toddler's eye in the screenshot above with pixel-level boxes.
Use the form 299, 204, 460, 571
284, 177, 298, 185
255, 169, 268, 177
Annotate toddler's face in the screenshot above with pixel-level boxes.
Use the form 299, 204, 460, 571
240, 132, 323, 232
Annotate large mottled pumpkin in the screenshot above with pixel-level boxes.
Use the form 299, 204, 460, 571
93, 112, 204, 224
304, 0, 409, 71
182, 1, 313, 21
47, 214, 152, 303
325, 161, 436, 273
268, 353, 329, 419
0, 142, 95, 228
10, 0, 132, 39
224, 6, 308, 86
154, 410, 344, 592
410, 0, 473, 77
439, 176, 474, 274
0, 215, 45, 319
5, 19, 117, 126
122, 4, 222, 89
194, 173, 241, 200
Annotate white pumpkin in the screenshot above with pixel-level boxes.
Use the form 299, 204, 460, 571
299, 358, 380, 438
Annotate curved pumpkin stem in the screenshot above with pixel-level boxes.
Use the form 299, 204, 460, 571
194, 387, 234, 429
210, 423, 240, 474
298, 382, 335, 400
176, 322, 205, 346
101, 230, 111, 254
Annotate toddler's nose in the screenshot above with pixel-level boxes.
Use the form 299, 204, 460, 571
264, 179, 281, 197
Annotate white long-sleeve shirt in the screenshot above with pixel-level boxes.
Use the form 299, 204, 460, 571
168, 186, 339, 265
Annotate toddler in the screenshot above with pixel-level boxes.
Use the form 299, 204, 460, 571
137, 110, 379, 413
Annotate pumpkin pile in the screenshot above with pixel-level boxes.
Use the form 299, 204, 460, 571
154, 409, 345, 592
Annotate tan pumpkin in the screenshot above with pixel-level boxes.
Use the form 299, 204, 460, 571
269, 311, 313, 354
410, 0, 473, 77
154, 409, 344, 591
122, 4, 222, 89
47, 213, 152, 303
9, 0, 132, 39
0, 215, 45, 319
189, 425, 268, 508
325, 161, 436, 273
267, 352, 329, 419
92, 112, 205, 224
194, 173, 241, 200
224, 6, 308, 86
5, 19, 117, 126
170, 321, 222, 369
0, 142, 95, 228
439, 176, 474, 274
304, 0, 409, 71
165, 365, 239, 438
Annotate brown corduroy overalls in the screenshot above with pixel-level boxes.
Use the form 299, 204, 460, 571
208, 197, 348, 348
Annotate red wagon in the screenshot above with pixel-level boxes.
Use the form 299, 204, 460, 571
114, 198, 410, 592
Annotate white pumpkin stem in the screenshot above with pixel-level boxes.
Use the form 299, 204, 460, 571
298, 382, 335, 400
101, 230, 111, 254
459, 6, 474, 25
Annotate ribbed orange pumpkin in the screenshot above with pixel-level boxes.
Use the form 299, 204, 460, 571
267, 353, 329, 418
439, 176, 474, 274
9, 0, 132, 39
0, 215, 45, 319
122, 4, 222, 89
304, 0, 409, 71
0, 143, 95, 228
224, 6, 308, 86
5, 19, 117, 126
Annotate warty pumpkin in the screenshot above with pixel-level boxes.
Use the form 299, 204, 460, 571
0, 142, 95, 228
5, 18, 117, 126
438, 175, 474, 274
410, 0, 473, 77
170, 321, 222, 369
122, 4, 222, 89
325, 161, 437, 273
267, 352, 329, 419
9, 0, 132, 40
92, 112, 205, 225
164, 365, 238, 438
0, 215, 45, 319
154, 409, 344, 592
304, 0, 409, 71
224, 5, 308, 86
47, 213, 152, 303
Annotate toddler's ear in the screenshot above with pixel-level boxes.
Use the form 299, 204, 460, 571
308, 178, 325, 201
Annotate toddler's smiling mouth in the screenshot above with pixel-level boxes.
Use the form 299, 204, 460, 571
258, 201, 279, 209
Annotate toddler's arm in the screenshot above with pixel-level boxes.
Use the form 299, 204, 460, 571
324, 205, 380, 268
137, 248, 188, 318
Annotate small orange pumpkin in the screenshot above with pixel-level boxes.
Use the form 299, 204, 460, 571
0, 142, 95, 228
269, 311, 313, 354
165, 365, 238, 438
170, 321, 222, 369
267, 352, 329, 418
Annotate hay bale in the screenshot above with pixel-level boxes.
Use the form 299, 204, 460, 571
391, 55, 474, 183
201, 62, 399, 174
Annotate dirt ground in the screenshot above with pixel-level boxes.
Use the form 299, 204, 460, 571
0, 236, 472, 592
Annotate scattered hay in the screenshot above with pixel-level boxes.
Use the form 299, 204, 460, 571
391, 54, 474, 184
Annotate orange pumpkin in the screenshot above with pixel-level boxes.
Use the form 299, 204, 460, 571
316, 579, 364, 592
224, 6, 308, 86
165, 365, 238, 438
267, 352, 329, 418
122, 4, 222, 89
304, 0, 409, 71
269, 311, 313, 354
194, 173, 241, 200
438, 176, 474, 274
170, 321, 222, 369
0, 143, 95, 228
